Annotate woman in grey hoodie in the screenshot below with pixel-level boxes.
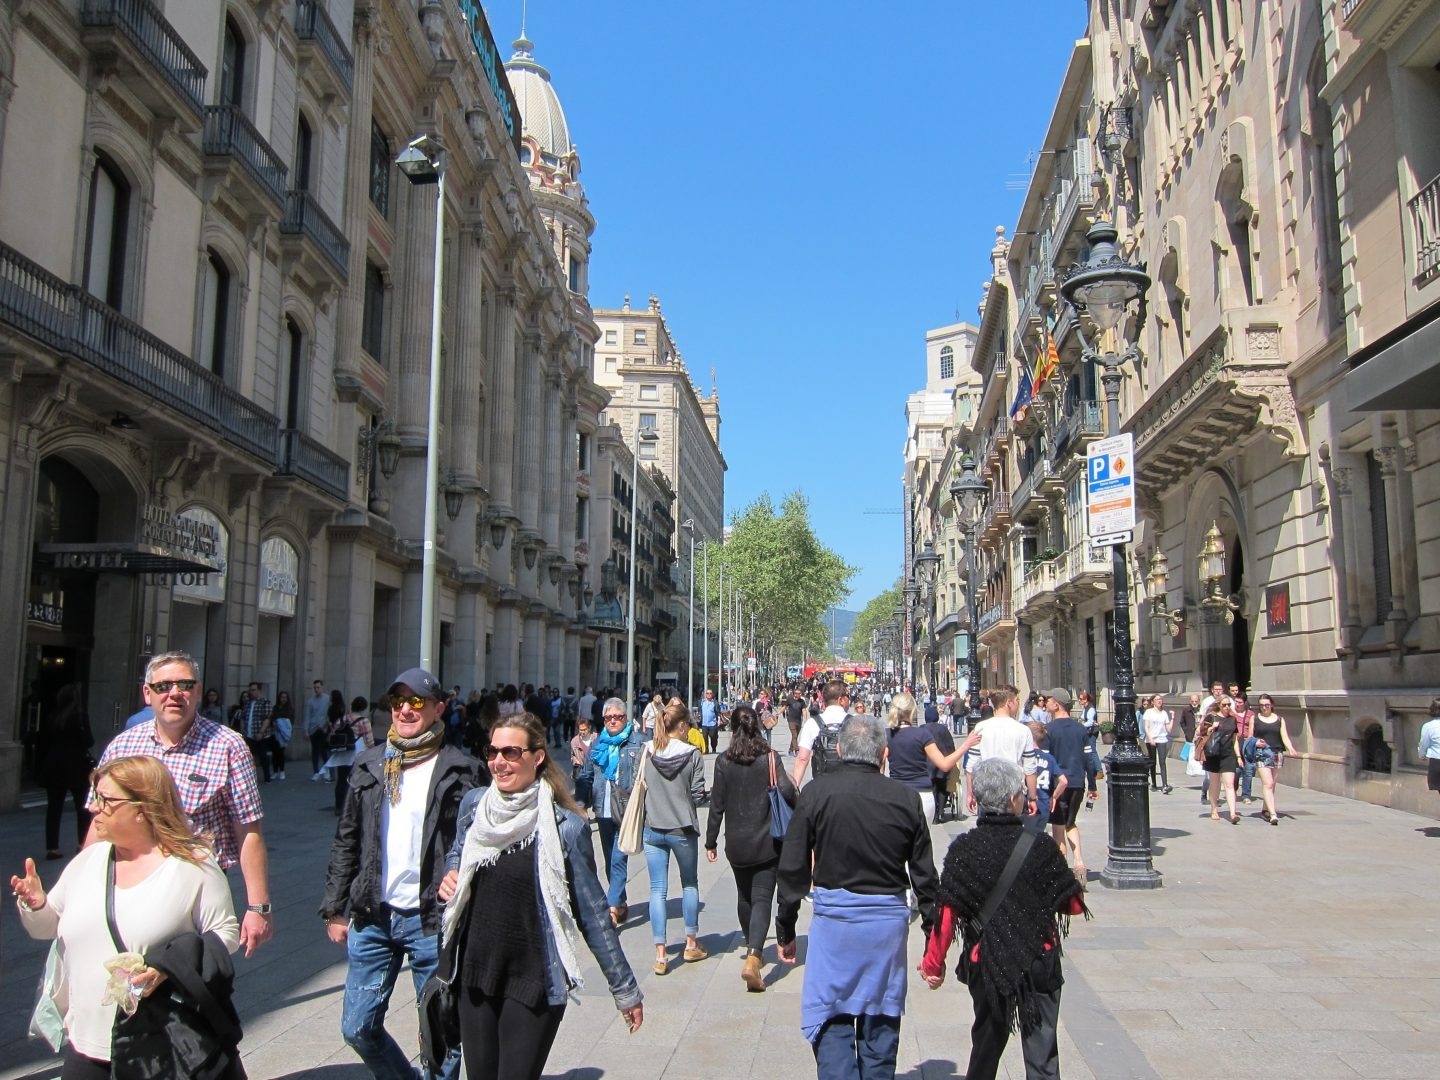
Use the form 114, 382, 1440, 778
642, 700, 708, 975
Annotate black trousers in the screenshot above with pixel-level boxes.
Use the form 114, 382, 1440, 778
458, 989, 566, 1080
62, 1048, 110, 1080
309, 730, 330, 775
333, 764, 353, 813
731, 859, 779, 955
244, 736, 272, 781
702, 726, 719, 753
965, 971, 1061, 1080
45, 781, 90, 851
1147, 742, 1170, 788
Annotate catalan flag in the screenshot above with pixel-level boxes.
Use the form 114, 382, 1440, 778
1034, 319, 1061, 390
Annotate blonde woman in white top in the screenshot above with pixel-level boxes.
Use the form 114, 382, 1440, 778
11, 755, 239, 1079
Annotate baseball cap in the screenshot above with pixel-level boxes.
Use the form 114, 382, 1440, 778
389, 667, 444, 701
1046, 687, 1073, 707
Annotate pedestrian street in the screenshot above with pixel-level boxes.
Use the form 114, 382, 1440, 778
4, 729, 1440, 1079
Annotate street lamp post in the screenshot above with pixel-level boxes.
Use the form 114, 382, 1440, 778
913, 540, 941, 694
950, 456, 986, 733
1060, 218, 1161, 890
395, 134, 446, 669
625, 426, 661, 714
682, 520, 695, 702
702, 541, 709, 696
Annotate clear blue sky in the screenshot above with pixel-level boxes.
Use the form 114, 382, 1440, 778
485, 1, 1086, 610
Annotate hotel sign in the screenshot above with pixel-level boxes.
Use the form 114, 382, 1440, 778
457, 0, 523, 157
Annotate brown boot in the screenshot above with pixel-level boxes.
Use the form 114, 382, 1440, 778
741, 953, 765, 992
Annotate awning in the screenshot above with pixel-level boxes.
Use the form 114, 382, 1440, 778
36, 543, 221, 575
1345, 300, 1440, 412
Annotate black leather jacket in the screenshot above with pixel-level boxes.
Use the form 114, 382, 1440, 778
320, 745, 481, 934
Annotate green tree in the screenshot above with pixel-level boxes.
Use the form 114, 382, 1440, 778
850, 578, 905, 665
699, 492, 855, 688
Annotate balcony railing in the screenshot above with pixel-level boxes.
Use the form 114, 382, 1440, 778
279, 190, 349, 275
80, 0, 206, 118
980, 489, 1011, 535
1341, 0, 1365, 19
1054, 539, 1112, 591
0, 240, 278, 462
1012, 456, 1052, 514
278, 429, 348, 501
294, 0, 353, 88
1017, 560, 1059, 610
203, 105, 288, 207
1054, 400, 1104, 454
978, 601, 1013, 635
1409, 172, 1440, 285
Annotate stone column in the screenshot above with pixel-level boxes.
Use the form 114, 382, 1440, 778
520, 609, 544, 686
486, 287, 519, 577
1376, 447, 1409, 631
452, 588, 488, 692
333, 9, 376, 389
1331, 466, 1361, 651
544, 621, 563, 687
564, 629, 580, 694
491, 598, 520, 685
450, 221, 486, 487
515, 328, 543, 541
541, 361, 562, 553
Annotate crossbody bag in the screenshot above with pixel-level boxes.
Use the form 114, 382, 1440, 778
956, 830, 1036, 985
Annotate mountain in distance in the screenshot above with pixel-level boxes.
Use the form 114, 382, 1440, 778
824, 608, 858, 655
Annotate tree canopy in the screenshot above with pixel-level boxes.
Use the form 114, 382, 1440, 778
699, 492, 855, 685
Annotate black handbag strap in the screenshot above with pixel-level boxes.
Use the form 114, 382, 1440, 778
971, 831, 1035, 936
105, 847, 127, 953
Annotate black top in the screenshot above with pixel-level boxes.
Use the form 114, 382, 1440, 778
776, 762, 937, 944
462, 841, 549, 1007
1253, 716, 1283, 750
1044, 717, 1089, 786
887, 726, 937, 790
706, 751, 796, 867
1179, 705, 1199, 742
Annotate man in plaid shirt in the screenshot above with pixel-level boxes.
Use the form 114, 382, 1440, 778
95, 650, 273, 955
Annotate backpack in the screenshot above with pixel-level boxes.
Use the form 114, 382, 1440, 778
811, 713, 853, 776
327, 717, 355, 750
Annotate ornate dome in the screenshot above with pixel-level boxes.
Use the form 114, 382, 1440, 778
505, 35, 572, 161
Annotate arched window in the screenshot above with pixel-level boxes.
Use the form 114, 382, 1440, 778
294, 114, 314, 192
83, 155, 130, 308
369, 121, 390, 215
280, 317, 304, 429
198, 249, 231, 378
1305, 52, 1343, 328
220, 16, 246, 109
940, 345, 955, 380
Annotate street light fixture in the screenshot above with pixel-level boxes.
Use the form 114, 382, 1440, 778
396, 133, 446, 670
1198, 520, 1243, 623
681, 519, 696, 702
443, 473, 464, 522
625, 426, 661, 715
1146, 549, 1187, 637
1060, 217, 1160, 890
950, 454, 986, 731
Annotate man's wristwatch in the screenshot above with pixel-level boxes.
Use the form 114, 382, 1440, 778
246, 903, 273, 915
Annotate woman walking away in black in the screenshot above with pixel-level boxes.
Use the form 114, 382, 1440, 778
705, 705, 797, 992
36, 685, 94, 860
921, 757, 1088, 1080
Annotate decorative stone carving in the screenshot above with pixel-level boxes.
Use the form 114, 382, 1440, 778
1374, 446, 1398, 478
1245, 326, 1280, 359
1330, 465, 1352, 496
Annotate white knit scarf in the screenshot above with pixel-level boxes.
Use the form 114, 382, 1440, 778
441, 777, 584, 991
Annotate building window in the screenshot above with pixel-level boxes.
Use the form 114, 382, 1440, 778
576, 431, 591, 470
639, 413, 657, 430
294, 114, 314, 192
281, 316, 304, 429
568, 254, 582, 293
575, 497, 588, 539
1367, 450, 1392, 624
604, 357, 617, 375
362, 262, 386, 362
369, 121, 390, 215
639, 440, 658, 460
220, 16, 246, 109
940, 345, 954, 380
197, 249, 231, 378
634, 329, 647, 345
83, 155, 130, 309
639, 384, 659, 402
604, 329, 617, 345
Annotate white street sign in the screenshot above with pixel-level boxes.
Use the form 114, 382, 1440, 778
1090, 531, 1133, 547
1086, 433, 1136, 538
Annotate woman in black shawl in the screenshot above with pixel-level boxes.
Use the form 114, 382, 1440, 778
920, 757, 1087, 1080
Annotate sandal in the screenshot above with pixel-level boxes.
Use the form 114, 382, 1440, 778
1230, 814, 1241, 825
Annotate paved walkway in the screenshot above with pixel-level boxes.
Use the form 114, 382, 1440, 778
3, 733, 1439, 1079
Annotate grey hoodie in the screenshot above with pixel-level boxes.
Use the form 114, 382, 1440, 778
644, 741, 705, 831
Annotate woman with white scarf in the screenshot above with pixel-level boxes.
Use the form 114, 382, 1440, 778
438, 713, 642, 1079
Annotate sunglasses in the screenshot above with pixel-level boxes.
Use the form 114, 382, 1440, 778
147, 679, 197, 694
92, 790, 141, 812
483, 744, 540, 762
603, 713, 626, 721
392, 694, 431, 711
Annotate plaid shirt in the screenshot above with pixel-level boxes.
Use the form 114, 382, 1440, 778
97, 717, 263, 869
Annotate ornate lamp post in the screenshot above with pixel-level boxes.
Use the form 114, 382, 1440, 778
950, 455, 986, 732
681, 519, 695, 702
1059, 218, 1161, 890
913, 541, 941, 692
625, 427, 661, 713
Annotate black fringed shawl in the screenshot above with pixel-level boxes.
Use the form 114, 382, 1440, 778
937, 814, 1089, 1033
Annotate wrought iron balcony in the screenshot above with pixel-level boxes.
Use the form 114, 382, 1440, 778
1053, 400, 1105, 456
79, 0, 206, 125
980, 489, 1011, 540
277, 428, 348, 502
293, 0, 353, 90
1012, 456, 1056, 516
977, 600, 1014, 638
1409, 172, 1440, 286
203, 105, 288, 210
0, 240, 278, 463
279, 190, 350, 277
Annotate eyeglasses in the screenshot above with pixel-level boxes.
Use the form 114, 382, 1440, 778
92, 790, 141, 812
603, 713, 626, 721
147, 679, 197, 695
483, 744, 539, 762
392, 694, 431, 711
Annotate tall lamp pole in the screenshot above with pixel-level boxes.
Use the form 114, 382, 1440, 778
950, 456, 986, 733
395, 134, 446, 669
1059, 218, 1161, 890
625, 426, 661, 714
913, 541, 941, 695
682, 520, 695, 702
701, 542, 709, 696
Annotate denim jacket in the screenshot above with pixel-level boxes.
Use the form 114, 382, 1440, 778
446, 786, 643, 1010
584, 727, 646, 821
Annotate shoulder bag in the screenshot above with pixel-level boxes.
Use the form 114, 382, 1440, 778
417, 900, 471, 1078
766, 751, 793, 839
617, 745, 652, 856
956, 831, 1036, 985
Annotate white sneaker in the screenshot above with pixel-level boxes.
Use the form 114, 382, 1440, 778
276, 771, 286, 780
311, 773, 323, 782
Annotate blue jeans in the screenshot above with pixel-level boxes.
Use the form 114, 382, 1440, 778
595, 816, 629, 907
812, 1013, 902, 1079
643, 826, 700, 944
1237, 759, 1255, 800
341, 910, 460, 1080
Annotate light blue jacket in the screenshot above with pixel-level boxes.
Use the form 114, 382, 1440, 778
446, 788, 642, 1009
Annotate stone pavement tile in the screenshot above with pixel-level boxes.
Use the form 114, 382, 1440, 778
1339, 1052, 1440, 1078
1397, 1011, 1440, 1032
1278, 1010, 1423, 1032
660, 1034, 759, 1077
1234, 972, 1351, 994
1201, 990, 1324, 1010
1142, 1050, 1361, 1079
1167, 1010, 1298, 1033
1341, 977, 1440, 1005
1242, 1029, 1388, 1053
1096, 989, 1219, 1012
1199, 948, 1305, 965
1123, 1010, 1182, 1030
1310, 990, 1433, 1012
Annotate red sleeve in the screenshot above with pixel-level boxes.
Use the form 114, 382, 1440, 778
921, 904, 956, 977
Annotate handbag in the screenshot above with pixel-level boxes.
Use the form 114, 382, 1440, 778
956, 831, 1035, 985
766, 751, 793, 839
1178, 741, 1192, 762
417, 900, 470, 1077
617, 745, 651, 856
